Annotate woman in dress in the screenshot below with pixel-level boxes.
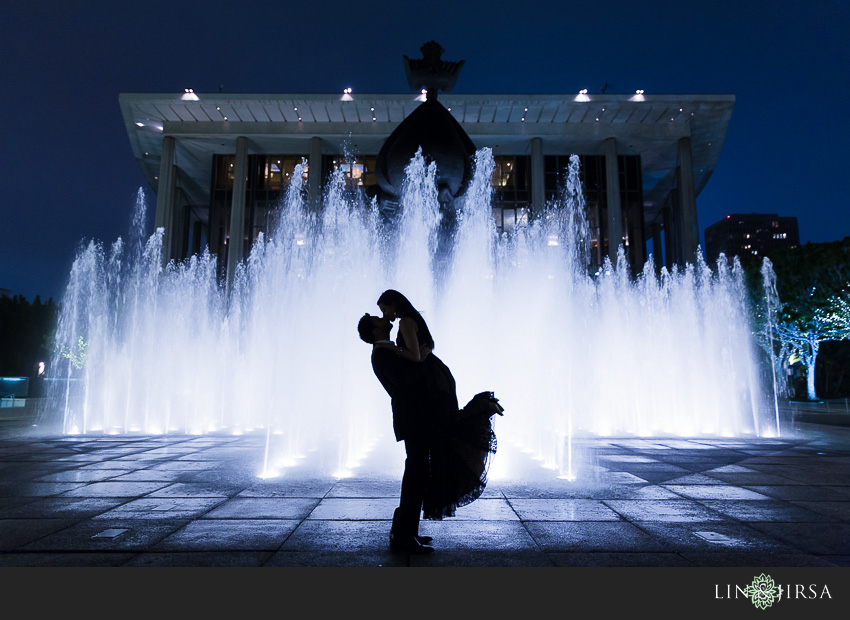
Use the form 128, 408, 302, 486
374, 289, 501, 545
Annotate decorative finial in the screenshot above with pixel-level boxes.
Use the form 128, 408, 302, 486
403, 41, 465, 100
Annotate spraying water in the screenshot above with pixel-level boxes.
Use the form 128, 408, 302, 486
40, 150, 776, 479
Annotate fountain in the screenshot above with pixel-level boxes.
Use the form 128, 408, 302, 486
38, 144, 777, 481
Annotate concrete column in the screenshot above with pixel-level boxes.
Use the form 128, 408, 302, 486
309, 136, 323, 209
677, 137, 699, 263
530, 137, 545, 214
604, 137, 623, 265
663, 204, 676, 268
154, 135, 176, 266
651, 223, 663, 270
226, 137, 249, 290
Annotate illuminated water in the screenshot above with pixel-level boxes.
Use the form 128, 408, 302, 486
41, 149, 775, 479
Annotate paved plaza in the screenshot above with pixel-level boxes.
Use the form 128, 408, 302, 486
0, 417, 848, 567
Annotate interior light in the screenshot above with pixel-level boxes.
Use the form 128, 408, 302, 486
135, 122, 144, 127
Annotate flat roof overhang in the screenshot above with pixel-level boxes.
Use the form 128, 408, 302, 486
120, 92, 734, 227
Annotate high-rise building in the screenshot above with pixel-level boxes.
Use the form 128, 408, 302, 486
704, 213, 800, 265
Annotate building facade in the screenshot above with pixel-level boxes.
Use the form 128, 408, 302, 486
704, 213, 800, 265
120, 91, 734, 280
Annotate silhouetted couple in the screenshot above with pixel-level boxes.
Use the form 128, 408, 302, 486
358, 289, 503, 554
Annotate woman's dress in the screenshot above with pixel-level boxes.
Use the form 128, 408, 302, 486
396, 315, 503, 520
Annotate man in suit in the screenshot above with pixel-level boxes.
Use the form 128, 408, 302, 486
358, 313, 435, 554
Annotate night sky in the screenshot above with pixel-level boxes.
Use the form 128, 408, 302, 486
2, 0, 848, 302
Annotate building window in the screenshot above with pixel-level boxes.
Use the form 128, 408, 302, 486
324, 155, 378, 189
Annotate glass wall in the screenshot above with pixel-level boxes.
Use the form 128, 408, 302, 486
544, 154, 644, 271
208, 154, 308, 274
491, 155, 530, 233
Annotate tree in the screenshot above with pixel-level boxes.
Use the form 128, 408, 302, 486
749, 239, 850, 400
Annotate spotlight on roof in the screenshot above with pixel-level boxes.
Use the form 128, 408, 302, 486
181, 88, 199, 101
341, 87, 353, 101
630, 89, 646, 102
575, 89, 590, 102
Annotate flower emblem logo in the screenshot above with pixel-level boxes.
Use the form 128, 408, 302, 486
749, 573, 779, 609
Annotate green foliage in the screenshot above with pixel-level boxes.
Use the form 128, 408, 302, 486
745, 238, 850, 399
60, 336, 88, 370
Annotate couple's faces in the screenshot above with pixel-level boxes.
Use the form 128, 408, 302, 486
372, 315, 392, 339
378, 302, 396, 321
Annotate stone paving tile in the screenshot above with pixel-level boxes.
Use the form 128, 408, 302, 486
606, 499, 733, 523
305, 497, 399, 520
698, 499, 838, 523
633, 522, 804, 554
496, 481, 602, 499
663, 474, 728, 484
743, 485, 850, 502
0, 482, 87, 497
238, 480, 335, 498
0, 552, 138, 567
549, 552, 695, 567
789, 501, 850, 521
680, 552, 839, 567
152, 519, 298, 551
590, 485, 684, 500
204, 497, 320, 519
146, 461, 218, 471
0, 497, 126, 519
744, 522, 850, 555
326, 479, 401, 498
60, 481, 172, 498
122, 551, 273, 567
510, 499, 621, 521
661, 485, 771, 500
525, 521, 669, 552
446, 498, 519, 521
20, 518, 189, 552
595, 472, 649, 485
703, 472, 808, 486
33, 469, 124, 483
0, 497, 37, 513
279, 520, 393, 553
0, 518, 78, 550
418, 520, 540, 551
145, 482, 248, 498
79, 461, 161, 470
93, 497, 227, 520
108, 469, 190, 482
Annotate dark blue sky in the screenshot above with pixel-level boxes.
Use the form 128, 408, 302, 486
2, 0, 848, 301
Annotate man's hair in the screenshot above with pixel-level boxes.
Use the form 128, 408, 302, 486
357, 313, 376, 344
